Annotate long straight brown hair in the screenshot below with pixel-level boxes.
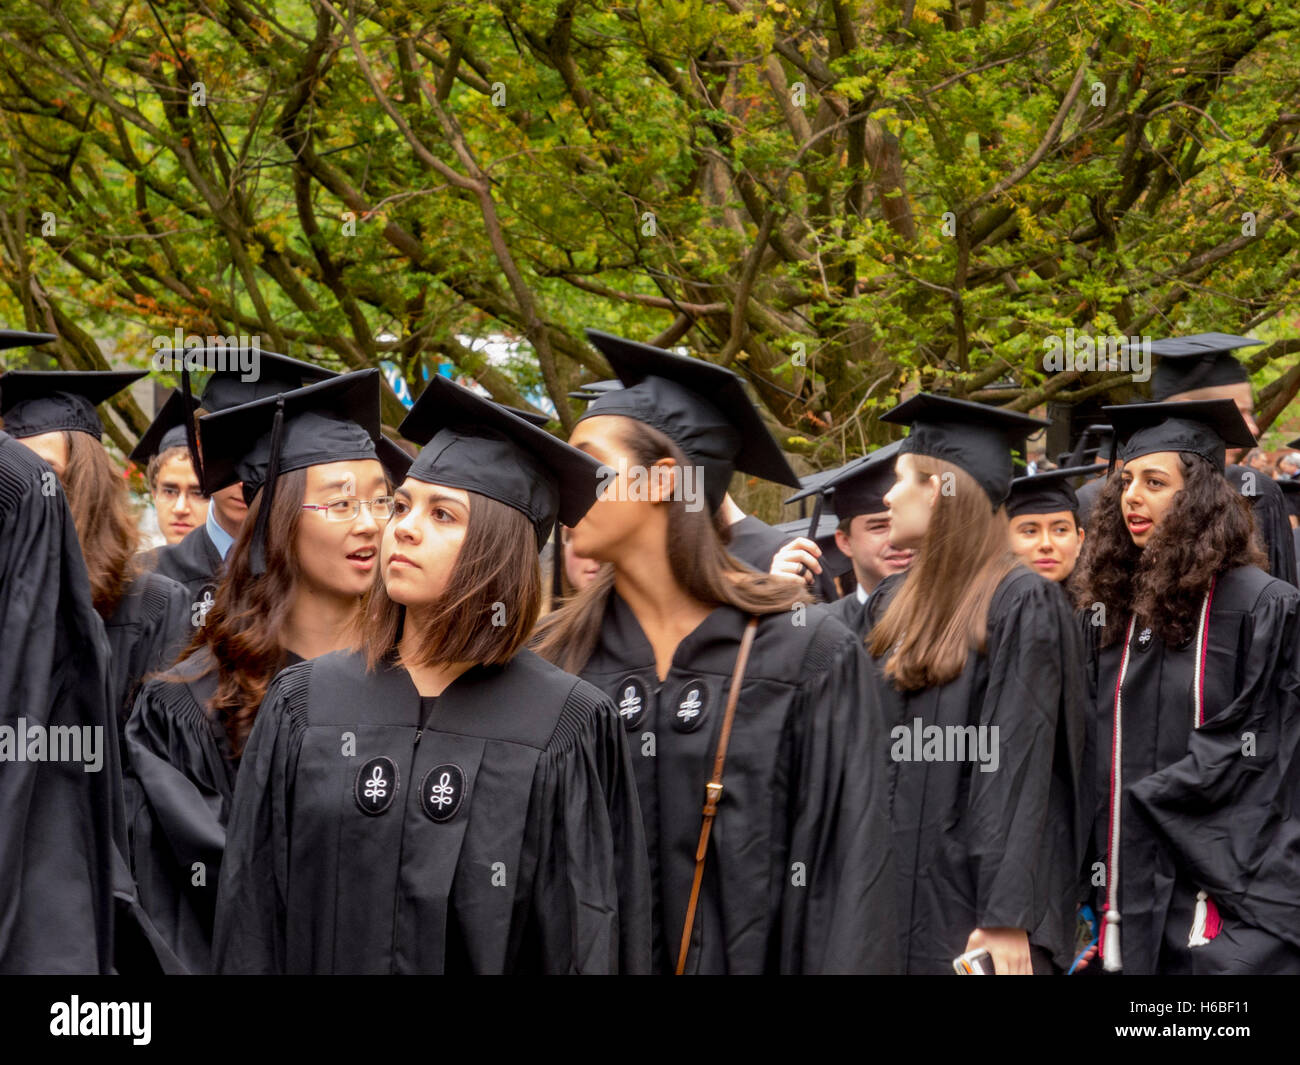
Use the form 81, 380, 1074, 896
169, 467, 309, 757
362, 490, 542, 672
867, 455, 1020, 691
62, 430, 140, 619
531, 417, 810, 675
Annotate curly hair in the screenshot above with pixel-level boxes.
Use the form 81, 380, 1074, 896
168, 467, 308, 757
1071, 454, 1266, 647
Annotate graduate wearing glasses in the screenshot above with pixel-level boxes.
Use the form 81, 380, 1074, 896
125, 370, 399, 973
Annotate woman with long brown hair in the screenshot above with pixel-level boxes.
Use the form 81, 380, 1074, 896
0, 369, 190, 724
532, 330, 897, 975
864, 394, 1087, 975
213, 376, 650, 974
1072, 399, 1300, 974
124, 370, 398, 973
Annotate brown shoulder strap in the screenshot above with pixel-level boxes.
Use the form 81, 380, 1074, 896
675, 615, 761, 975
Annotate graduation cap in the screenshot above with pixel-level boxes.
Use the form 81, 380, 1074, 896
1056, 447, 1100, 467
879, 394, 1049, 506
1149, 333, 1262, 401
577, 329, 800, 510
0, 329, 57, 351
501, 405, 551, 427
399, 375, 608, 550
155, 345, 336, 488
1288, 437, 1300, 450
785, 440, 902, 534
567, 379, 623, 402
1006, 465, 1099, 519
128, 389, 200, 465
1102, 398, 1256, 469
376, 436, 414, 485
198, 370, 385, 575
0, 369, 147, 440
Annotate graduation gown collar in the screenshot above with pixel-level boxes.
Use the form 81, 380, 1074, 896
604, 588, 755, 681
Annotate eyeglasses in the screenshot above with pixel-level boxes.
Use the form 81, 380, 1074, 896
301, 496, 396, 522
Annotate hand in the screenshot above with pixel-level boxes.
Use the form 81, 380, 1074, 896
965, 927, 1032, 975
769, 537, 821, 585
1072, 942, 1098, 972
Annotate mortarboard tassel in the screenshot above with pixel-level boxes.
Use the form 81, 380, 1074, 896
551, 518, 564, 606
180, 361, 204, 489
249, 397, 286, 577
797, 488, 828, 580
1102, 909, 1122, 971
1188, 891, 1222, 947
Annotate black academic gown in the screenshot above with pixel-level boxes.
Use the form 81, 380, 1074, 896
578, 592, 897, 974
146, 523, 225, 628
827, 587, 869, 639
1226, 465, 1297, 587
0, 433, 119, 973
212, 648, 653, 974
124, 648, 241, 973
105, 571, 190, 727
727, 513, 840, 603
1084, 565, 1300, 974
866, 568, 1087, 974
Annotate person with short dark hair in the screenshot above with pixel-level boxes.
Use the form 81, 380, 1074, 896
131, 390, 208, 546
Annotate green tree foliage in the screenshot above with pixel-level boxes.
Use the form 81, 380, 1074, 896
1, 0, 1297, 463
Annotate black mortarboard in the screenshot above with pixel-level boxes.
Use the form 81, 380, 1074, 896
0, 370, 147, 440
1103, 398, 1256, 469
377, 436, 414, 484
0, 329, 57, 351
154, 345, 335, 488
399, 375, 608, 549
1287, 437, 1300, 450
501, 405, 551, 427
1149, 333, 1261, 400
1275, 477, 1300, 520
1006, 465, 1099, 519
128, 389, 200, 464
880, 394, 1048, 506
198, 370, 384, 575
567, 379, 623, 402
1056, 447, 1100, 466
577, 329, 800, 510
785, 441, 902, 522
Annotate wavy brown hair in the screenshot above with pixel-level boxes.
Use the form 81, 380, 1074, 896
362, 490, 542, 671
867, 455, 1021, 691
62, 431, 140, 619
1071, 453, 1265, 647
169, 467, 308, 757
530, 417, 811, 675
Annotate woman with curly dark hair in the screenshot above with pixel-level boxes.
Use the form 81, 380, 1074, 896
1073, 398, 1300, 975
124, 371, 398, 973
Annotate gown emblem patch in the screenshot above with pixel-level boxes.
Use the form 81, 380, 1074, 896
615, 676, 649, 730
354, 756, 399, 815
420, 763, 466, 822
672, 680, 710, 733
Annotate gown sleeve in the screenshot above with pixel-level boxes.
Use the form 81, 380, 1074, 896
965, 573, 1087, 964
1128, 578, 1300, 950
123, 669, 234, 972
781, 614, 899, 974
522, 682, 653, 974
211, 663, 310, 974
